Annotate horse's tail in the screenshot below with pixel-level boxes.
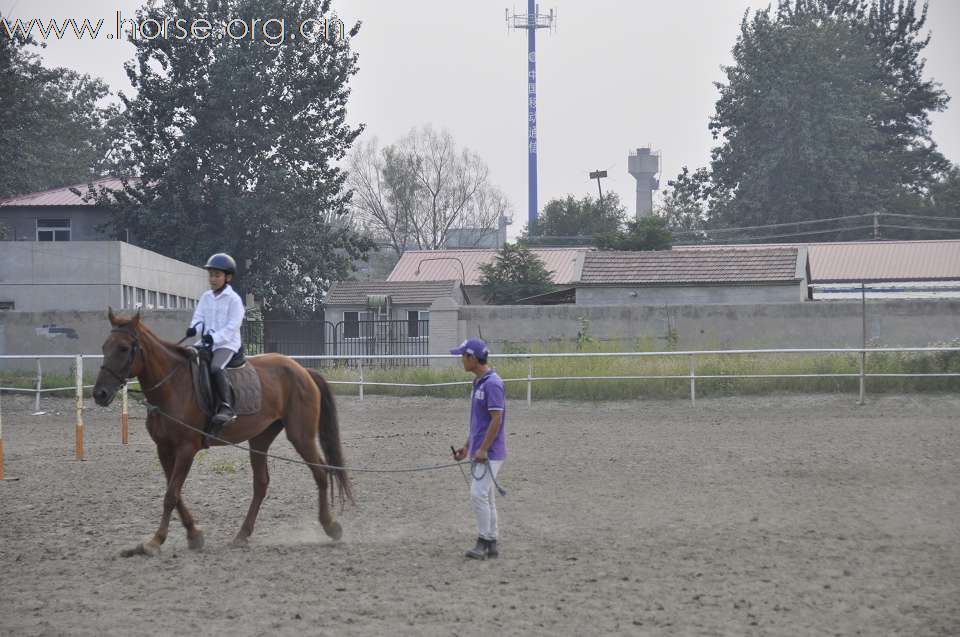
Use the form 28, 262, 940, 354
307, 368, 353, 505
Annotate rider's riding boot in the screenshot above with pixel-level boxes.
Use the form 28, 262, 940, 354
209, 369, 237, 435
465, 537, 489, 560
486, 539, 499, 559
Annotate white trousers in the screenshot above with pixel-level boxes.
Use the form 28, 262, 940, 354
470, 460, 503, 541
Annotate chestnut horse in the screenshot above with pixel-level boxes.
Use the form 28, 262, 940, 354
92, 309, 350, 556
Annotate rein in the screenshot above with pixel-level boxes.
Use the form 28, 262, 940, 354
101, 328, 190, 393
140, 401, 485, 477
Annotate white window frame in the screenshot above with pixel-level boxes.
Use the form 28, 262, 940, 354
407, 310, 430, 339
343, 310, 373, 340
36, 218, 71, 241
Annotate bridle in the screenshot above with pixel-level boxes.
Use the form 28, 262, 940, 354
100, 327, 187, 393
99, 327, 142, 384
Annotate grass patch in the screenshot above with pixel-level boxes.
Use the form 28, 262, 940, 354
309, 338, 960, 401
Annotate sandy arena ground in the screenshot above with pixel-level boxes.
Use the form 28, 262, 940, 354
0, 391, 958, 636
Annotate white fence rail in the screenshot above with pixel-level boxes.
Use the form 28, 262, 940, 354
2, 347, 960, 470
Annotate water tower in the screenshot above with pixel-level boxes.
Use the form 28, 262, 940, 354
628, 147, 660, 218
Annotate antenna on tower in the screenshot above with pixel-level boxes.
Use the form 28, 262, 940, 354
505, 2, 556, 238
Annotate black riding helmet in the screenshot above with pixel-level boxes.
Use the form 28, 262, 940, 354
204, 253, 236, 275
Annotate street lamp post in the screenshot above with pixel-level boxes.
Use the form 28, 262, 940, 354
589, 169, 608, 208
415, 256, 470, 304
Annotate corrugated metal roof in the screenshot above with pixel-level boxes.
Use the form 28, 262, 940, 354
675, 240, 960, 282
0, 177, 126, 207
580, 248, 801, 284
387, 248, 590, 286
808, 241, 960, 282
325, 280, 461, 305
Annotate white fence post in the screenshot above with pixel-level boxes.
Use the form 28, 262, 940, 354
34, 358, 42, 413
526, 357, 533, 406
0, 390, 5, 480
858, 350, 866, 406
121, 383, 129, 445
358, 361, 364, 401
689, 354, 696, 406
75, 355, 84, 461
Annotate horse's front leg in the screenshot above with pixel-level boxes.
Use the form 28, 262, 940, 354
155, 442, 205, 550
123, 444, 198, 557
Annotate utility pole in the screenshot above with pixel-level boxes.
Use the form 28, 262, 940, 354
506, 2, 555, 237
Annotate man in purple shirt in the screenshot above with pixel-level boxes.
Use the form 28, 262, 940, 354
450, 338, 506, 560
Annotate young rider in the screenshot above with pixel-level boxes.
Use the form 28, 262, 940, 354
186, 253, 245, 436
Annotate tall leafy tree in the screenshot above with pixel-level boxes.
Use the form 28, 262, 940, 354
0, 16, 115, 198
91, 0, 372, 316
596, 216, 673, 251
535, 193, 626, 240
672, 0, 950, 238
478, 243, 555, 304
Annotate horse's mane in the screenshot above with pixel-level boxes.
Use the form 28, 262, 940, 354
114, 314, 191, 359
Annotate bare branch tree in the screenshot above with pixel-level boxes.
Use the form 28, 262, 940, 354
348, 126, 510, 254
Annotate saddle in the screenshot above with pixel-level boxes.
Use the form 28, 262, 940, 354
189, 347, 262, 417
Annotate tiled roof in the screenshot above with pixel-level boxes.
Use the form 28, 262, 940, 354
325, 280, 461, 305
675, 240, 960, 282
579, 248, 801, 285
0, 177, 126, 207
387, 248, 590, 286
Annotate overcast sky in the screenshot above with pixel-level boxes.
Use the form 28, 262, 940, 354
9, 0, 960, 239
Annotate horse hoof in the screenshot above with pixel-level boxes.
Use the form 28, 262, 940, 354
188, 531, 205, 551
121, 542, 160, 558
230, 536, 249, 548
322, 520, 343, 541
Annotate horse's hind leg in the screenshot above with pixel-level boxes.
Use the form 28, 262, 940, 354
286, 430, 341, 541
232, 422, 283, 546
123, 443, 198, 557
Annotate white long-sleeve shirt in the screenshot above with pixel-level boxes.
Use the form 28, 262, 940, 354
190, 284, 245, 352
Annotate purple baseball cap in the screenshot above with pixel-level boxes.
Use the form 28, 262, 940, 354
450, 338, 488, 358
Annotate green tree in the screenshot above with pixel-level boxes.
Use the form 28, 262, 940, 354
0, 16, 115, 198
596, 216, 673, 251
89, 0, 372, 316
672, 0, 950, 239
478, 243, 555, 304
534, 193, 626, 241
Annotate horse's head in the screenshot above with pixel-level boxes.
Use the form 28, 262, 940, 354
93, 308, 144, 406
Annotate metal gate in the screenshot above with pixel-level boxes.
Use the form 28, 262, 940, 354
242, 319, 429, 367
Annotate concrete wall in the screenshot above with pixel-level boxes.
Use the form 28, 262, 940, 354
0, 309, 193, 373
0, 242, 206, 312
427, 300, 960, 357
0, 207, 114, 242
576, 283, 806, 306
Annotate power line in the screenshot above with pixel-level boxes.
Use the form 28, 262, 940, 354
881, 212, 960, 223
687, 225, 876, 243
673, 213, 874, 236
878, 224, 960, 234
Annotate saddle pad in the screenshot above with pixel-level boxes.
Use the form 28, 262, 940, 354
190, 356, 262, 417
227, 363, 262, 416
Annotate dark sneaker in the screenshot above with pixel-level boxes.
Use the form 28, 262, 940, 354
465, 537, 488, 560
